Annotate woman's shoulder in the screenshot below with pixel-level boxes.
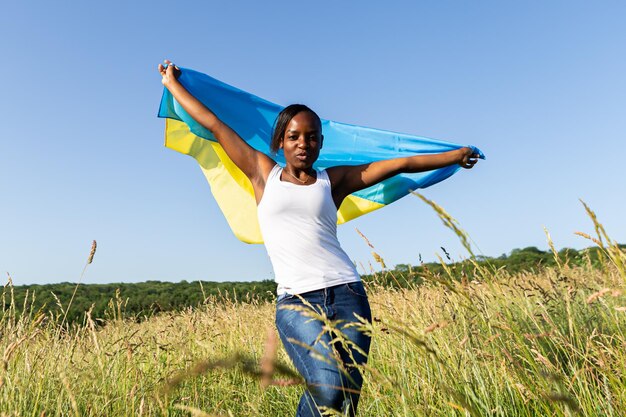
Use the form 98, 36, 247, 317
317, 167, 332, 184
322, 165, 345, 188
269, 164, 281, 176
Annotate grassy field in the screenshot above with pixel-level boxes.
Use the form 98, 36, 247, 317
2, 205, 625, 416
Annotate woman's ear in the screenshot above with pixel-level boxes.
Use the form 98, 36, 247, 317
320, 135, 324, 150
279, 139, 284, 149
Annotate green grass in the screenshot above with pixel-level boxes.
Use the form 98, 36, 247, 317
1, 202, 624, 416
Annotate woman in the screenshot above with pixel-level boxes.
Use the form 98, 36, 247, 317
159, 60, 479, 417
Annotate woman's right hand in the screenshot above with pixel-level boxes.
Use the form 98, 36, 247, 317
158, 59, 180, 87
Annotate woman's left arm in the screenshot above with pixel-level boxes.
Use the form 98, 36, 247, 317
327, 147, 479, 207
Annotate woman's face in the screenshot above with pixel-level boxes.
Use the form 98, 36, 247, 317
280, 111, 323, 169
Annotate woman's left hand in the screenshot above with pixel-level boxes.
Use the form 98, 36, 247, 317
458, 147, 479, 169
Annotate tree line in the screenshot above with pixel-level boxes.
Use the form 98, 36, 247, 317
4, 245, 620, 324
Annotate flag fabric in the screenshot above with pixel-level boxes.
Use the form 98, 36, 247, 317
159, 67, 484, 244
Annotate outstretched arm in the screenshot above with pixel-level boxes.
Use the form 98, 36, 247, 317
159, 60, 275, 201
327, 148, 479, 208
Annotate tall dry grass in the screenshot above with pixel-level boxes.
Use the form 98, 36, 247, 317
1, 203, 624, 416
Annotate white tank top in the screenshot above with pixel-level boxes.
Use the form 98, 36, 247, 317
257, 165, 360, 295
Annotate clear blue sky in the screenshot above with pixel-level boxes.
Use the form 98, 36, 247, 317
2, 1, 624, 285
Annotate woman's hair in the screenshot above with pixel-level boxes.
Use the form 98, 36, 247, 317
270, 104, 321, 154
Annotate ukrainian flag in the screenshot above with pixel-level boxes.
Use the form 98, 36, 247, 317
159, 68, 484, 244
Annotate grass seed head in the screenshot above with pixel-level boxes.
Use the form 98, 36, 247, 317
87, 240, 97, 264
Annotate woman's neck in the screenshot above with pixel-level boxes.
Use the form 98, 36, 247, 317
282, 166, 316, 184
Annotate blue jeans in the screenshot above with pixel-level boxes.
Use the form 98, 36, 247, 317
275, 281, 372, 417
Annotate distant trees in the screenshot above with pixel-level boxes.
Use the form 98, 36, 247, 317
361, 245, 620, 288
5, 280, 277, 325
5, 245, 622, 325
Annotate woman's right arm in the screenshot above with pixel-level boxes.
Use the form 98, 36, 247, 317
159, 60, 275, 198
